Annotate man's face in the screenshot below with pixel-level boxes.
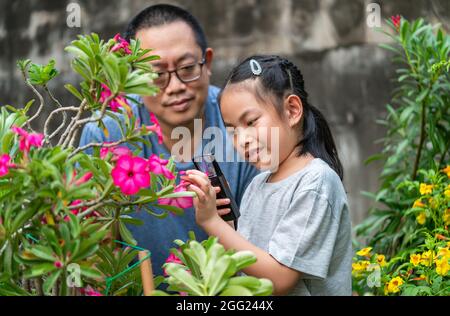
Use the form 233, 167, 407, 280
136, 21, 213, 129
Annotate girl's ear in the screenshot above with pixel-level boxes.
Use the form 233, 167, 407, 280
284, 95, 303, 127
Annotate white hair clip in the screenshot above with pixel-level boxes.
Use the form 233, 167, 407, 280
249, 59, 262, 76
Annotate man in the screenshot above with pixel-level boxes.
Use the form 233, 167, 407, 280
79, 4, 260, 277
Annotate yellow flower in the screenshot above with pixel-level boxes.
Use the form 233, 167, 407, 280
356, 247, 372, 257
420, 250, 434, 266
437, 247, 450, 260
442, 165, 450, 178
435, 257, 449, 276
445, 189, 450, 199
376, 254, 386, 267
416, 212, 427, 225
352, 262, 364, 272
447, 242, 450, 248
352, 261, 370, 273
443, 209, 450, 226
412, 199, 425, 208
419, 183, 434, 195
410, 253, 421, 266
387, 277, 404, 293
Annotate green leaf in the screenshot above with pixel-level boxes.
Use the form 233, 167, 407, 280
43, 270, 62, 295
64, 84, 84, 101
25, 263, 56, 278
220, 285, 253, 296
164, 263, 204, 296
119, 221, 136, 245
231, 251, 257, 271
79, 265, 103, 280
29, 245, 56, 262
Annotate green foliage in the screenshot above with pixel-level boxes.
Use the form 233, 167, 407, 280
64, 33, 159, 106
354, 17, 450, 296
0, 33, 181, 296
27, 59, 59, 86
353, 169, 450, 296
153, 233, 273, 296
356, 17, 450, 256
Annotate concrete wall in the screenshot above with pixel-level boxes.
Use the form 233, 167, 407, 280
1, 0, 449, 225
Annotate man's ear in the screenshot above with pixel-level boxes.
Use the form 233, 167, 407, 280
204, 48, 214, 76
284, 95, 303, 127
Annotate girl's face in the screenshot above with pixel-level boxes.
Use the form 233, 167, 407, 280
220, 84, 302, 171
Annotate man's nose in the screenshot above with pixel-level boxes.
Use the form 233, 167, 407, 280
165, 72, 187, 95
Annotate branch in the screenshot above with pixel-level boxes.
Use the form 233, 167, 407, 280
20, 70, 44, 133
43, 85, 69, 141
58, 99, 87, 147
411, 93, 430, 180
438, 139, 450, 168
63, 93, 117, 149
68, 137, 130, 158
44, 106, 79, 140
76, 199, 134, 219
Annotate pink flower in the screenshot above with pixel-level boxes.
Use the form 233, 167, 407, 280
54, 261, 63, 269
111, 155, 150, 195
74, 172, 93, 186
0, 154, 15, 177
164, 252, 184, 276
99, 84, 130, 112
11, 126, 44, 153
100, 143, 133, 161
111, 34, 132, 55
147, 113, 163, 144
391, 15, 401, 29
64, 199, 99, 221
158, 180, 193, 209
82, 286, 103, 296
147, 154, 175, 180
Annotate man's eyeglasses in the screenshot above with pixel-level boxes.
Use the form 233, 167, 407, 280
153, 58, 206, 90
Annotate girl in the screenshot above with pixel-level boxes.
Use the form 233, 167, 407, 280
182, 55, 352, 296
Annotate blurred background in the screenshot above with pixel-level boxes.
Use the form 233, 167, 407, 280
0, 0, 449, 226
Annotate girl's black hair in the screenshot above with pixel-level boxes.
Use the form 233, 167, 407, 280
219, 55, 344, 180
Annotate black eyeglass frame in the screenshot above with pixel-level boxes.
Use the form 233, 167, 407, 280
154, 56, 207, 89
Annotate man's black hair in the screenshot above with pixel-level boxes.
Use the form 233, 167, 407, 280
124, 4, 208, 54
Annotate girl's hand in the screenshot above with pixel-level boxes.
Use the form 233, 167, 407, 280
182, 170, 221, 227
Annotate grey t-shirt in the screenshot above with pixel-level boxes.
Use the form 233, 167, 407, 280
237, 158, 353, 296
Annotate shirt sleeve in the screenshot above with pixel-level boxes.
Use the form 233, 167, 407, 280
78, 112, 128, 154
268, 189, 339, 280
78, 122, 105, 155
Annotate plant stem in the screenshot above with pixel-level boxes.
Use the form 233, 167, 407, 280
43, 84, 68, 142
412, 100, 427, 180
60, 269, 68, 296
44, 106, 79, 140
438, 139, 450, 168
63, 93, 117, 149
20, 70, 44, 133
68, 137, 130, 158
35, 278, 43, 296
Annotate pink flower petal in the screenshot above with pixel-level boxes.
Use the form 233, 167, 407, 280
121, 178, 140, 195
133, 172, 150, 188
132, 157, 148, 173
112, 168, 129, 186
116, 155, 133, 171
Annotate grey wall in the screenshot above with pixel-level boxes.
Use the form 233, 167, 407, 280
1, 0, 449, 225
